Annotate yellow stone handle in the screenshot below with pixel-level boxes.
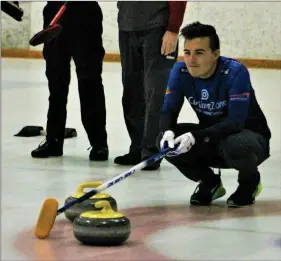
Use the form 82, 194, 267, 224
95, 200, 114, 213
81, 200, 124, 219
76, 181, 103, 195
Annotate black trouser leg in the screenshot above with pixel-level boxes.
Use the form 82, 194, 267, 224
69, 4, 107, 147
119, 30, 145, 153
219, 129, 269, 183
141, 27, 178, 158
157, 124, 269, 184
43, 6, 71, 144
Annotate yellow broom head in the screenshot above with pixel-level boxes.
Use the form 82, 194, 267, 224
34, 198, 59, 239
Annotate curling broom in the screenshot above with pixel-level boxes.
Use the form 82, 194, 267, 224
29, 1, 68, 46
34, 147, 173, 239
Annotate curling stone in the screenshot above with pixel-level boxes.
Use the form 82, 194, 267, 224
64, 181, 118, 222
73, 200, 131, 246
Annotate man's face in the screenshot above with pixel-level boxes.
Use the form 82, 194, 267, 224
183, 37, 219, 78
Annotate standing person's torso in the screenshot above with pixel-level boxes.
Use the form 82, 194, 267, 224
117, 1, 169, 31
43, 1, 102, 27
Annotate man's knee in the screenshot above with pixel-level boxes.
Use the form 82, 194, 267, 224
220, 130, 268, 172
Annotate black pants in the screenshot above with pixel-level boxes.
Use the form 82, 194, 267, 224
158, 123, 270, 184
43, 2, 107, 147
119, 27, 177, 158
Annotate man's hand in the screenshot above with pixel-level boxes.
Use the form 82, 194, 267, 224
160, 130, 175, 150
160, 130, 181, 157
174, 132, 195, 155
161, 31, 178, 55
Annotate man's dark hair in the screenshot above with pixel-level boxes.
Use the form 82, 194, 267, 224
180, 22, 220, 52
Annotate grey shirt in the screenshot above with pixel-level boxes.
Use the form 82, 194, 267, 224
117, 1, 169, 31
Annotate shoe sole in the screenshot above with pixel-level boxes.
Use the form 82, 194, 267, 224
190, 185, 226, 206
89, 158, 108, 161
227, 182, 263, 208
213, 186, 226, 201
31, 153, 63, 158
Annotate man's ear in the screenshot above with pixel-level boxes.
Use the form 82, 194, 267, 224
214, 49, 220, 58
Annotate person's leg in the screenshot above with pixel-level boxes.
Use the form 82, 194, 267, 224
141, 27, 178, 170
114, 30, 145, 165
219, 129, 270, 207
69, 3, 108, 161
157, 123, 227, 205
31, 4, 71, 158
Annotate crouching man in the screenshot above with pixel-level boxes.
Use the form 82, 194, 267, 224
158, 22, 271, 207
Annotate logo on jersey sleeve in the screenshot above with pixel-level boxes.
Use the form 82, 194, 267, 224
220, 68, 230, 75
165, 86, 172, 95
230, 92, 250, 101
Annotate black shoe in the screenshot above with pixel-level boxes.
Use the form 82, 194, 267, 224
31, 139, 63, 158
89, 146, 109, 161
114, 151, 141, 165
227, 173, 262, 208
190, 177, 226, 206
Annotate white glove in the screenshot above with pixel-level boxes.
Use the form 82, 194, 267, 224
160, 130, 181, 157
160, 130, 175, 149
174, 132, 195, 155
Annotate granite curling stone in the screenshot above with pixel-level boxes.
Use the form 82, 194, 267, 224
73, 200, 131, 246
64, 181, 118, 222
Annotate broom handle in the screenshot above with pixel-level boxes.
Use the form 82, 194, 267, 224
50, 2, 68, 26
57, 147, 172, 215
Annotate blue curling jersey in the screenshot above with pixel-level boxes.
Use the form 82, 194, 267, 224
160, 56, 271, 142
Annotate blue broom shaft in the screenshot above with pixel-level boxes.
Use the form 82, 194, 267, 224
56, 148, 171, 215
